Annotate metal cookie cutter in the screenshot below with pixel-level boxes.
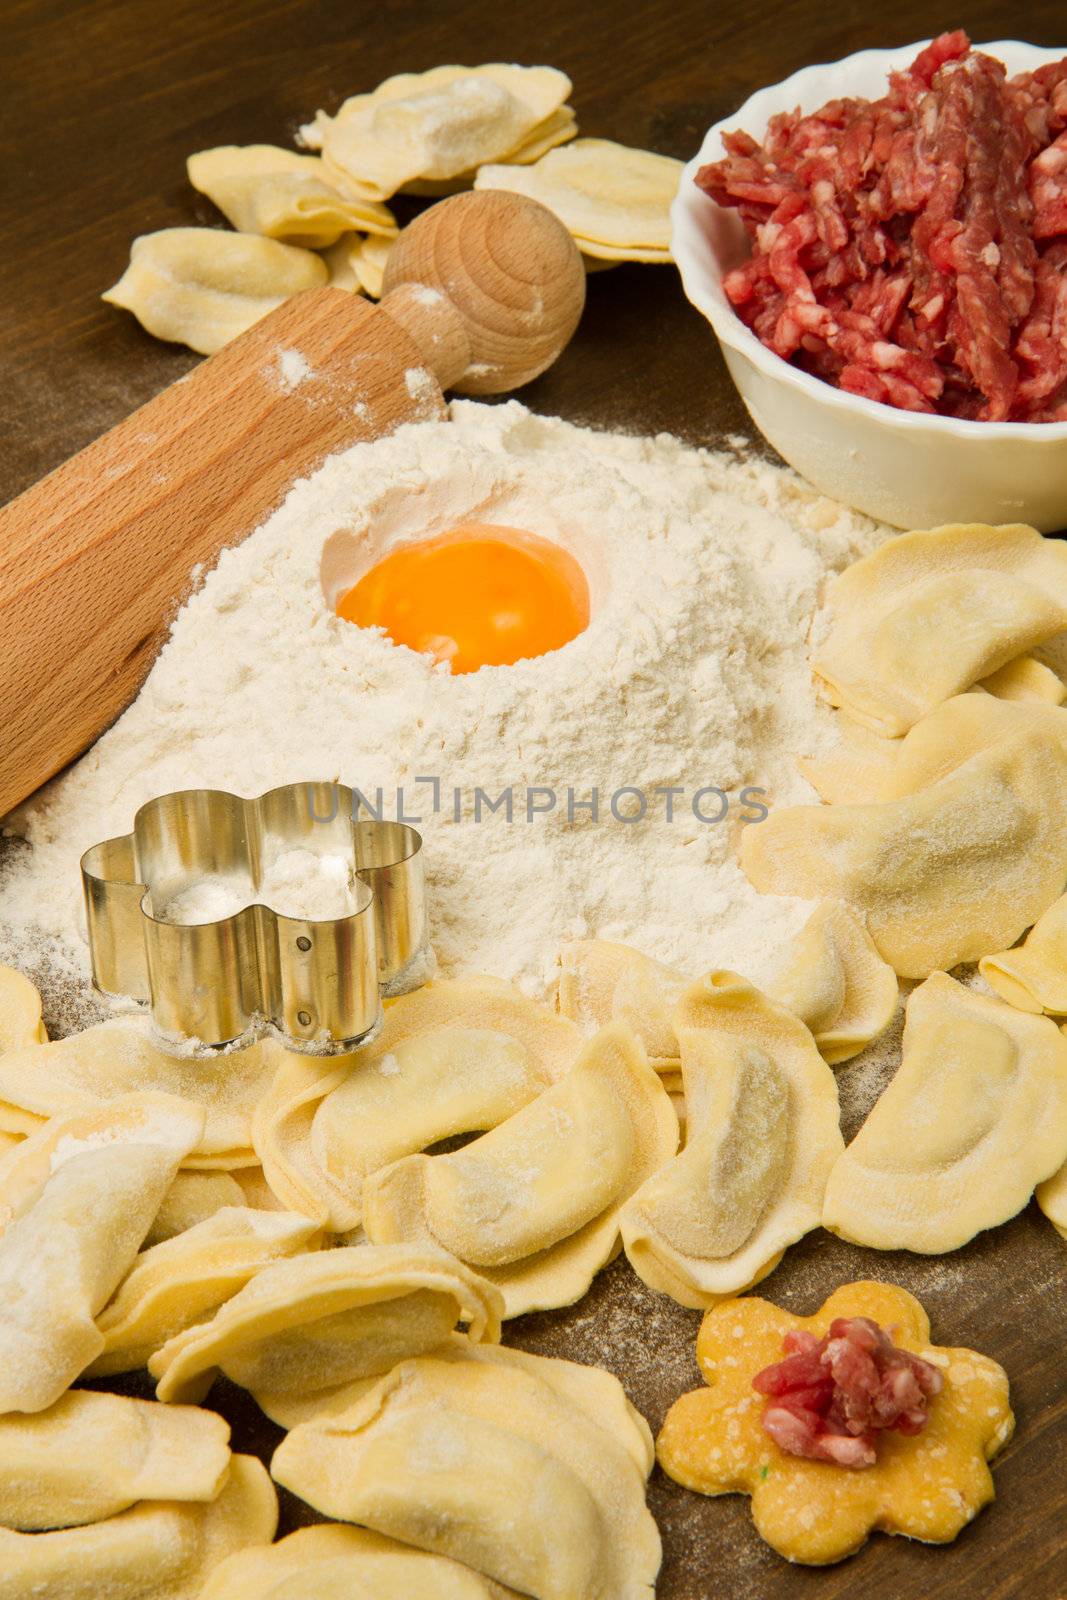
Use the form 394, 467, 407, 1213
80, 782, 428, 1051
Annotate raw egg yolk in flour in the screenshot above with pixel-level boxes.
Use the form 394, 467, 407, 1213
336, 523, 590, 674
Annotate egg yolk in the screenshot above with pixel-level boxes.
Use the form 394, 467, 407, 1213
336, 522, 590, 674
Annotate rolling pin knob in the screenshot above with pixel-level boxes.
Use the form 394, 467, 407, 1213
381, 189, 586, 395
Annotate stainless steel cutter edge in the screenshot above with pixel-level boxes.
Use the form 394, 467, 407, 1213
80, 781, 428, 1051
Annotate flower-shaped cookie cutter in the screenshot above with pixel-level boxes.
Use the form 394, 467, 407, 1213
81, 782, 428, 1051
657, 1280, 1014, 1565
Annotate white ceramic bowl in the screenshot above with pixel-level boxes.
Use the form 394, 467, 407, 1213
672, 40, 1067, 531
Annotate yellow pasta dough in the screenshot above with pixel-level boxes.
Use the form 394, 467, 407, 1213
0, 1017, 274, 1168
401, 104, 579, 196
980, 891, 1067, 1015
0, 1095, 205, 1413
187, 145, 397, 248
767, 900, 898, 1064
475, 138, 682, 256
811, 522, 1067, 736
742, 700, 1067, 977
620, 974, 842, 1308
657, 1282, 1013, 1566
0, 966, 46, 1054
252, 1328, 658, 1454
557, 938, 686, 1069
102, 228, 328, 355
362, 1023, 678, 1317
0, 1453, 276, 1600
822, 973, 1067, 1252
1036, 1158, 1067, 1240
144, 1171, 249, 1247
252, 976, 580, 1231
321, 234, 364, 291
306, 65, 573, 201
200, 1523, 522, 1599
0, 1390, 230, 1529
150, 1243, 502, 1406
349, 231, 393, 298
88, 1207, 321, 1377
978, 653, 1066, 705
271, 1347, 661, 1600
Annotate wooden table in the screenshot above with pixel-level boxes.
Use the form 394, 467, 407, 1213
3, 2, 1066, 1596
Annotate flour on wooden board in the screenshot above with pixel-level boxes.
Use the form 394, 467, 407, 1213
0, 401, 888, 1000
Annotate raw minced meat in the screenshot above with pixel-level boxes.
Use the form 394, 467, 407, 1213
699, 32, 1067, 420
752, 1316, 943, 1469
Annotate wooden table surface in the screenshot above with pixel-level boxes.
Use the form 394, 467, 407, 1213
3, 2, 1066, 1596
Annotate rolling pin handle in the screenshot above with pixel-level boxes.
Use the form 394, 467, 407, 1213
379, 282, 472, 392
380, 188, 586, 396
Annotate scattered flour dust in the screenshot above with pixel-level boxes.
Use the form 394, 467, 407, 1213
274, 348, 315, 393
0, 401, 889, 1001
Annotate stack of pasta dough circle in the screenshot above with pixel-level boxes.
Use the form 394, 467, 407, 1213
1, 515, 1066, 1591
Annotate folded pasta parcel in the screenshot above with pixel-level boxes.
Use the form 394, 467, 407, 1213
150, 1242, 502, 1406
103, 228, 328, 355
475, 137, 682, 261
187, 145, 398, 249
272, 1343, 661, 1599
0, 1094, 205, 1413
302, 65, 574, 200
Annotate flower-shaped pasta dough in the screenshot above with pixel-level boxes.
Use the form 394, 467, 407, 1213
0, 965, 46, 1054
0, 1453, 276, 1598
252, 976, 581, 1232
200, 1524, 523, 1599
362, 1023, 678, 1317
980, 890, 1067, 1014
150, 1243, 502, 1406
811, 522, 1067, 735
0, 1017, 275, 1167
822, 973, 1067, 1252
271, 1345, 661, 1599
620, 974, 842, 1309
657, 1282, 1013, 1565
742, 700, 1067, 976
767, 901, 897, 1065
187, 145, 397, 248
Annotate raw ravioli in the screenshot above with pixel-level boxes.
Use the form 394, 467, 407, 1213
0, 1453, 276, 1600
811, 523, 1067, 735
187, 145, 397, 248
272, 1347, 660, 1600
0, 1390, 230, 1530
768, 901, 897, 1064
103, 228, 327, 355
0, 1095, 204, 1412
89, 1207, 320, 1377
822, 974, 1067, 1251
362, 1024, 677, 1317
151, 1243, 501, 1405
621, 974, 842, 1307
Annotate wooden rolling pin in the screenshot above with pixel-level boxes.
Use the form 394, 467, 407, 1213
0, 190, 585, 818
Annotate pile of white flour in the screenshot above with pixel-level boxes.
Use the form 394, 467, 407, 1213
0, 402, 887, 1000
